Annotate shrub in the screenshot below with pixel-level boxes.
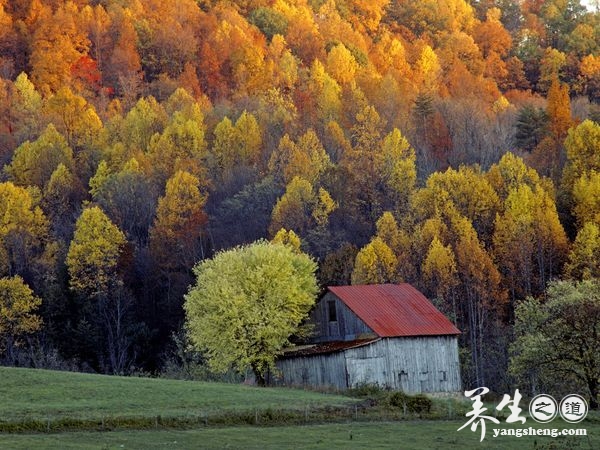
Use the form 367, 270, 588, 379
406, 394, 432, 414
388, 391, 409, 408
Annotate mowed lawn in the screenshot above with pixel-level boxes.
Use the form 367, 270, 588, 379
0, 367, 356, 422
1, 421, 599, 450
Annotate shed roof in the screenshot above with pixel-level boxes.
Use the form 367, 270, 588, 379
281, 338, 380, 358
327, 284, 460, 337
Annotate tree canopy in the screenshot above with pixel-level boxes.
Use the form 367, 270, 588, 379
511, 280, 600, 409
184, 240, 318, 384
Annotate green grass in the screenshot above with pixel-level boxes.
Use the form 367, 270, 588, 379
0, 421, 598, 449
0, 367, 355, 426
1, 367, 598, 449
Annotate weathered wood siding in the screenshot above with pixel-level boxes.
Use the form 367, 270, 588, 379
272, 336, 461, 393
309, 292, 373, 343
344, 336, 461, 393
272, 351, 347, 389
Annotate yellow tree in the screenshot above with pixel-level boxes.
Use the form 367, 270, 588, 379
271, 228, 302, 253
5, 124, 74, 189
44, 86, 103, 152
563, 120, 600, 196
184, 241, 318, 385
421, 237, 458, 319
351, 237, 398, 285
148, 102, 207, 186
380, 128, 417, 214
66, 206, 126, 299
450, 213, 505, 387
149, 170, 208, 273
493, 184, 568, 301
374, 211, 415, 282
564, 222, 600, 280
326, 43, 358, 86
269, 176, 336, 237
0, 181, 49, 281
573, 171, 600, 227
0, 276, 42, 360
414, 45, 441, 94
307, 59, 342, 124
414, 165, 500, 244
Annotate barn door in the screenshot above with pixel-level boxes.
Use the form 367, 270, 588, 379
346, 357, 386, 388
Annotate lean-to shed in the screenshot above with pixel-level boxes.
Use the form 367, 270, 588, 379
270, 284, 461, 393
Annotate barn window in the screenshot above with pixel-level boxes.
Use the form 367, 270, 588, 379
327, 300, 337, 322
398, 370, 408, 383
440, 371, 447, 382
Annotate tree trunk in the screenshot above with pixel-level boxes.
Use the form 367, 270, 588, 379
252, 364, 266, 387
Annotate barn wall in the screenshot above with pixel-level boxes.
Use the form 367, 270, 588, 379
344, 336, 461, 393
271, 351, 347, 389
272, 336, 461, 393
309, 292, 373, 343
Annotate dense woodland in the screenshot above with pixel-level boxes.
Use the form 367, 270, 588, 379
1, 0, 600, 395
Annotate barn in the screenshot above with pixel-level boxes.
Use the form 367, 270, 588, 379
270, 284, 462, 393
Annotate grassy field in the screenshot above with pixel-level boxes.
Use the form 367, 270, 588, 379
1, 367, 597, 449
0, 367, 355, 426
0, 421, 598, 449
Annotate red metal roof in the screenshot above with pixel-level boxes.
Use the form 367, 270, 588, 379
328, 284, 460, 337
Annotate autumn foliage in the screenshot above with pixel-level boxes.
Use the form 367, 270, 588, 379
0, 0, 599, 391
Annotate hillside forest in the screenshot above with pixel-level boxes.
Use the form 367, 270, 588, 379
1, 0, 600, 396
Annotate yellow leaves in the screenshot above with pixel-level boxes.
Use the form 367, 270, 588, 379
493, 183, 567, 298
211, 111, 262, 179
422, 237, 458, 299
312, 187, 337, 227
269, 177, 337, 236
351, 237, 397, 285
0, 182, 49, 250
149, 170, 207, 270
326, 43, 358, 85
309, 59, 342, 122
0, 276, 42, 349
272, 228, 301, 252
415, 45, 441, 93
380, 128, 417, 212
184, 240, 318, 378
45, 87, 103, 149
89, 160, 111, 198
563, 120, 600, 192
269, 129, 331, 185
66, 206, 126, 297
5, 124, 74, 189
573, 171, 600, 226
565, 222, 600, 280
486, 152, 546, 201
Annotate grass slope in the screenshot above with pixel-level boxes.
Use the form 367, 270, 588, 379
0, 367, 355, 424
